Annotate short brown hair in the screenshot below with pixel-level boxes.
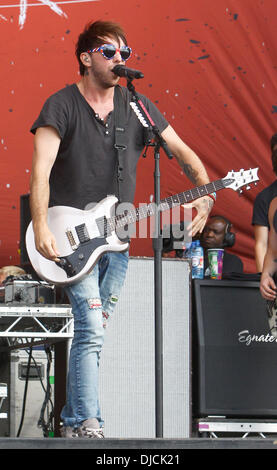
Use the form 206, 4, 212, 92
76, 20, 128, 76
0, 265, 26, 283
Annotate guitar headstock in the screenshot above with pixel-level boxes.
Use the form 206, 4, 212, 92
222, 168, 259, 194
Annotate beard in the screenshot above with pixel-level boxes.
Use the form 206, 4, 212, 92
90, 61, 119, 89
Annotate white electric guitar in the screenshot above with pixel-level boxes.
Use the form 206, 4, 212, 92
26, 168, 259, 286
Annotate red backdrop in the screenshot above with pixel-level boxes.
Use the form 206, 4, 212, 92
0, 0, 277, 272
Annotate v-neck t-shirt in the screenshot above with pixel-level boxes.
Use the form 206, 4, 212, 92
30, 84, 168, 209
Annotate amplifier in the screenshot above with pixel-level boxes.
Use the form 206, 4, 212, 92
4, 281, 56, 304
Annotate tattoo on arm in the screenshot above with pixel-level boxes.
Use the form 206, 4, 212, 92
207, 198, 214, 210
180, 163, 198, 185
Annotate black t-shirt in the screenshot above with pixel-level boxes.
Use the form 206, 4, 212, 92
31, 84, 168, 209
252, 180, 277, 228
221, 251, 243, 273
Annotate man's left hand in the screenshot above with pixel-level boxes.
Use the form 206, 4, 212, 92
183, 195, 214, 237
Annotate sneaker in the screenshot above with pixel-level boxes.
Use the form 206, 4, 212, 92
60, 426, 79, 438
77, 418, 104, 439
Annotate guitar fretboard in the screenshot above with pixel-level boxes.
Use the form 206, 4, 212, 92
109, 177, 229, 230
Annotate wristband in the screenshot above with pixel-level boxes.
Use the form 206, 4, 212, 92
207, 192, 216, 203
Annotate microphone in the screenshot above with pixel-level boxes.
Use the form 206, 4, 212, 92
112, 65, 144, 79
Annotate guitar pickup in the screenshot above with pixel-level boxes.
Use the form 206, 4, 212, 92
96, 216, 112, 238
75, 223, 90, 244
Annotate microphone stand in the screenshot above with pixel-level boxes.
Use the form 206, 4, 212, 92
126, 78, 173, 438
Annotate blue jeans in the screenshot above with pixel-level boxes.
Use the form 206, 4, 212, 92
60, 251, 129, 428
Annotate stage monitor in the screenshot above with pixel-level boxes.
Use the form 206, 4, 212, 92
193, 279, 277, 418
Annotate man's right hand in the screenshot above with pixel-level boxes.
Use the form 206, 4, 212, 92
260, 273, 277, 301
34, 223, 60, 262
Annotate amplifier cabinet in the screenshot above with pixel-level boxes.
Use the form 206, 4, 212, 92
193, 280, 277, 418
99, 257, 191, 438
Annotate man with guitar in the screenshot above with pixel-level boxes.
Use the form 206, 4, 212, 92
29, 20, 214, 438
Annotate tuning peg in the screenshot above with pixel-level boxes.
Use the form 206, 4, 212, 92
237, 189, 244, 196
246, 185, 251, 190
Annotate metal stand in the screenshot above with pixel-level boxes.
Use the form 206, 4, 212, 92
0, 303, 73, 437
0, 304, 73, 349
127, 78, 173, 437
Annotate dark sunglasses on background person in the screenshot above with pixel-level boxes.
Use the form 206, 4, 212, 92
87, 44, 132, 61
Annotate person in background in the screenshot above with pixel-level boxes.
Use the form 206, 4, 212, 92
260, 196, 277, 300
162, 215, 243, 275
252, 134, 277, 272
200, 215, 243, 275
0, 265, 26, 284
162, 216, 243, 275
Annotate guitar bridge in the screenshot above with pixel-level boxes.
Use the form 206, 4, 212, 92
66, 229, 78, 250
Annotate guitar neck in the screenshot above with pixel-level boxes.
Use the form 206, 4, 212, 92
113, 178, 227, 229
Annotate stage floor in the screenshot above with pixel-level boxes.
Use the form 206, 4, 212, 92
0, 437, 276, 449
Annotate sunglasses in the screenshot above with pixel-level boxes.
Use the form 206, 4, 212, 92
88, 44, 132, 61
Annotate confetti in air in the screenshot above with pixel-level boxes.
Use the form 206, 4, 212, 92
0, 0, 99, 28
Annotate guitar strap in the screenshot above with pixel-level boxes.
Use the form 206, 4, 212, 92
114, 85, 129, 200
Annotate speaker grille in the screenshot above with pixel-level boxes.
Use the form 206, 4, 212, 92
99, 257, 191, 438
193, 280, 277, 417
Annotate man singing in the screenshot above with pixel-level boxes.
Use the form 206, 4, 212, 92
29, 20, 214, 438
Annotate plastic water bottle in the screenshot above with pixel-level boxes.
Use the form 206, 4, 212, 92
191, 240, 204, 279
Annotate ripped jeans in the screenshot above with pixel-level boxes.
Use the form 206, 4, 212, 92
60, 251, 129, 428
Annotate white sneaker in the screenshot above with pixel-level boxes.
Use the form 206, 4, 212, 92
60, 426, 79, 438
77, 418, 104, 439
